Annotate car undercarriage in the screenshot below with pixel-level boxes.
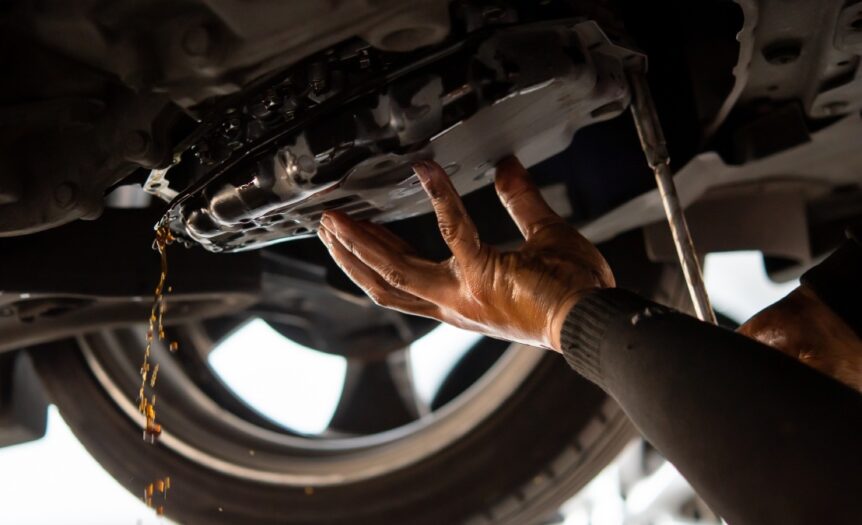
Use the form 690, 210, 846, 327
1, 0, 861, 523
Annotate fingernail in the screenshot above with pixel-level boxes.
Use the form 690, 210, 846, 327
317, 227, 329, 243
320, 213, 333, 228
412, 162, 429, 183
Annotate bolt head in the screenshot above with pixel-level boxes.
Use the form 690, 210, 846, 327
193, 142, 214, 165
263, 90, 281, 110
359, 51, 371, 69
223, 117, 241, 133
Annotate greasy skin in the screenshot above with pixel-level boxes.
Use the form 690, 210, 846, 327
318, 156, 862, 391
739, 285, 862, 392
317, 157, 615, 352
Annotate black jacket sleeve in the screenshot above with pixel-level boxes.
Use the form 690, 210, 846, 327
801, 230, 862, 336
560, 288, 862, 525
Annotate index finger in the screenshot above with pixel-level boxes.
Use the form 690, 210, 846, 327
494, 156, 564, 240
413, 160, 484, 263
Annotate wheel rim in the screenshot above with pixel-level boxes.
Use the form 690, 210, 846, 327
79, 323, 546, 486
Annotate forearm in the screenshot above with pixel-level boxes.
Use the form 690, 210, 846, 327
561, 289, 862, 525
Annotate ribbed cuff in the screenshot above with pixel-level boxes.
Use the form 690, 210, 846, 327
560, 288, 653, 390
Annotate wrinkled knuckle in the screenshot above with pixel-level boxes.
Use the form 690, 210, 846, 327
342, 237, 357, 255
438, 221, 458, 241
381, 267, 407, 288
426, 182, 443, 200
530, 218, 566, 238
469, 230, 481, 249
502, 184, 530, 207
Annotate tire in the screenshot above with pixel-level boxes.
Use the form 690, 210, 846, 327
32, 231, 687, 525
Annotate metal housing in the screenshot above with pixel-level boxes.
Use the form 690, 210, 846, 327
166, 21, 641, 252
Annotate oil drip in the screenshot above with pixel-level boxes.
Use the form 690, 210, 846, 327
140, 223, 178, 514
144, 477, 171, 515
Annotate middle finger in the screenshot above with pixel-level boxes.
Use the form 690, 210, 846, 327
320, 211, 453, 303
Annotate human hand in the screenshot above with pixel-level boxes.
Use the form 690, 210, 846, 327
317, 157, 615, 352
739, 285, 862, 392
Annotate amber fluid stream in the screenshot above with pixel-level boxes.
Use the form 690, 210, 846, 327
139, 223, 177, 514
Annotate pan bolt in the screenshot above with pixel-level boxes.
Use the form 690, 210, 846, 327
193, 142, 214, 165
263, 90, 281, 110
309, 62, 328, 94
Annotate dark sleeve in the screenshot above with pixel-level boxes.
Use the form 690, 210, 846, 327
801, 231, 862, 336
560, 288, 862, 525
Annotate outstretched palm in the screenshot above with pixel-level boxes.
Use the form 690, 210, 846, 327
318, 157, 614, 351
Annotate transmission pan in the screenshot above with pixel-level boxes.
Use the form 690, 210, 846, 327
164, 21, 641, 252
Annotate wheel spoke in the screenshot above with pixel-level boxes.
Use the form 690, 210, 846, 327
389, 350, 430, 418
429, 337, 508, 410
327, 354, 423, 434
258, 250, 437, 358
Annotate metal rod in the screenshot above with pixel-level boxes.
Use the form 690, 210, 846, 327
627, 70, 717, 324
